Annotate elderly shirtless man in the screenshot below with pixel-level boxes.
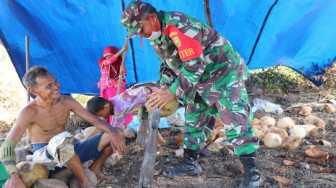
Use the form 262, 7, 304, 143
0, 66, 126, 188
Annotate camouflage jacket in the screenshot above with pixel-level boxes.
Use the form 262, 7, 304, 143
149, 11, 248, 107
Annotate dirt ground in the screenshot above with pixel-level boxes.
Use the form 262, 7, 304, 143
91, 89, 336, 188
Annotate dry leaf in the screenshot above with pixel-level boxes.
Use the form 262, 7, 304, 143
305, 148, 329, 158
273, 176, 294, 185
176, 133, 183, 147
277, 168, 287, 173
283, 160, 294, 166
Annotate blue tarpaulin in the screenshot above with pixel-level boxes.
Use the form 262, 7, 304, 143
1, 0, 335, 95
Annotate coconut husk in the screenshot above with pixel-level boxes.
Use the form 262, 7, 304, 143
299, 106, 312, 116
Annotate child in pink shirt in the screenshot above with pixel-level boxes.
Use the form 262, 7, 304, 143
97, 44, 133, 126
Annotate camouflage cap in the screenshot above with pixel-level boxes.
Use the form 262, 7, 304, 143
121, 0, 155, 37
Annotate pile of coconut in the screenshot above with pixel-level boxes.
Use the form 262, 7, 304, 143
252, 104, 335, 149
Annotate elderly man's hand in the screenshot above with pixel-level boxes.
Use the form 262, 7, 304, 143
146, 88, 175, 109
109, 127, 127, 155
4, 173, 26, 188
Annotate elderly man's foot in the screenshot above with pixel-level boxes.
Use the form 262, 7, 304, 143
96, 172, 118, 183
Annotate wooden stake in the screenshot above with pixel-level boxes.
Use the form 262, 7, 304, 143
138, 108, 160, 188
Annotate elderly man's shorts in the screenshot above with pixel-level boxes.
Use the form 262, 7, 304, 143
33, 132, 104, 173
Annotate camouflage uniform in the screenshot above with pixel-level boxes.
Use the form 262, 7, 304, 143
121, 1, 259, 155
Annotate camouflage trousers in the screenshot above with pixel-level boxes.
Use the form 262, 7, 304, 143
182, 89, 260, 155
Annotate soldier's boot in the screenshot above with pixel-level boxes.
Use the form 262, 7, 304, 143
162, 149, 202, 178
239, 152, 263, 188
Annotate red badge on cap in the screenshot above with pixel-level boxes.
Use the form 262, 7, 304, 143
164, 25, 203, 62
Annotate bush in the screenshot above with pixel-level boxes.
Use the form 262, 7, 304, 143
246, 65, 315, 94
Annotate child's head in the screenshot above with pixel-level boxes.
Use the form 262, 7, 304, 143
86, 96, 113, 119
103, 46, 119, 60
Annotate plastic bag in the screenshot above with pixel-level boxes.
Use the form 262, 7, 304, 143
251, 98, 283, 115
110, 86, 153, 127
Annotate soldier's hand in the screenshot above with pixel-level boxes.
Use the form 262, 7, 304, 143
146, 88, 175, 110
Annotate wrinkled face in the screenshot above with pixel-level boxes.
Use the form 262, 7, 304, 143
33, 74, 61, 100
95, 103, 112, 120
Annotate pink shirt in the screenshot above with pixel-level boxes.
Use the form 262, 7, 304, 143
97, 56, 126, 89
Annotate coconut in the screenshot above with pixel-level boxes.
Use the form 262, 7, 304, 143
16, 161, 49, 188
288, 126, 306, 138
260, 116, 276, 127
301, 124, 317, 135
263, 132, 282, 148
281, 135, 301, 149
313, 118, 326, 129
310, 128, 327, 139
254, 128, 265, 140
303, 115, 325, 128
299, 106, 312, 116
251, 118, 262, 126
146, 99, 179, 117
277, 117, 296, 129
324, 104, 336, 113
270, 127, 289, 140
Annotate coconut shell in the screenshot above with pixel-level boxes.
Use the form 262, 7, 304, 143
313, 118, 326, 129
214, 119, 224, 129
301, 124, 317, 135
310, 128, 327, 139
304, 115, 318, 125
260, 116, 276, 127
277, 117, 296, 129
288, 126, 306, 139
299, 106, 312, 116
217, 128, 226, 138
206, 129, 219, 143
251, 118, 262, 126
270, 127, 289, 140
146, 99, 179, 117
17, 161, 49, 188
263, 132, 282, 148
324, 104, 336, 113
281, 135, 301, 149
254, 128, 265, 140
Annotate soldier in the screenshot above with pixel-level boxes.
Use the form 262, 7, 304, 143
121, 1, 263, 187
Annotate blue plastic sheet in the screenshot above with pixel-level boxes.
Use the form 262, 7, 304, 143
1, 0, 335, 94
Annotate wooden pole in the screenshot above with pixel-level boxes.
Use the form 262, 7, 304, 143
203, 0, 214, 28
136, 107, 149, 148
110, 36, 129, 127
138, 108, 160, 188
117, 36, 130, 94
25, 36, 30, 102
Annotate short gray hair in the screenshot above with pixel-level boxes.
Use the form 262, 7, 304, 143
22, 66, 50, 88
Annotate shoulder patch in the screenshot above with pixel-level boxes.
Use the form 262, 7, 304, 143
164, 25, 203, 62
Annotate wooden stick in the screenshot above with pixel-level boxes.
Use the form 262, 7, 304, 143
138, 108, 160, 188
117, 36, 130, 94
203, 0, 214, 28
110, 36, 129, 127
136, 107, 149, 148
